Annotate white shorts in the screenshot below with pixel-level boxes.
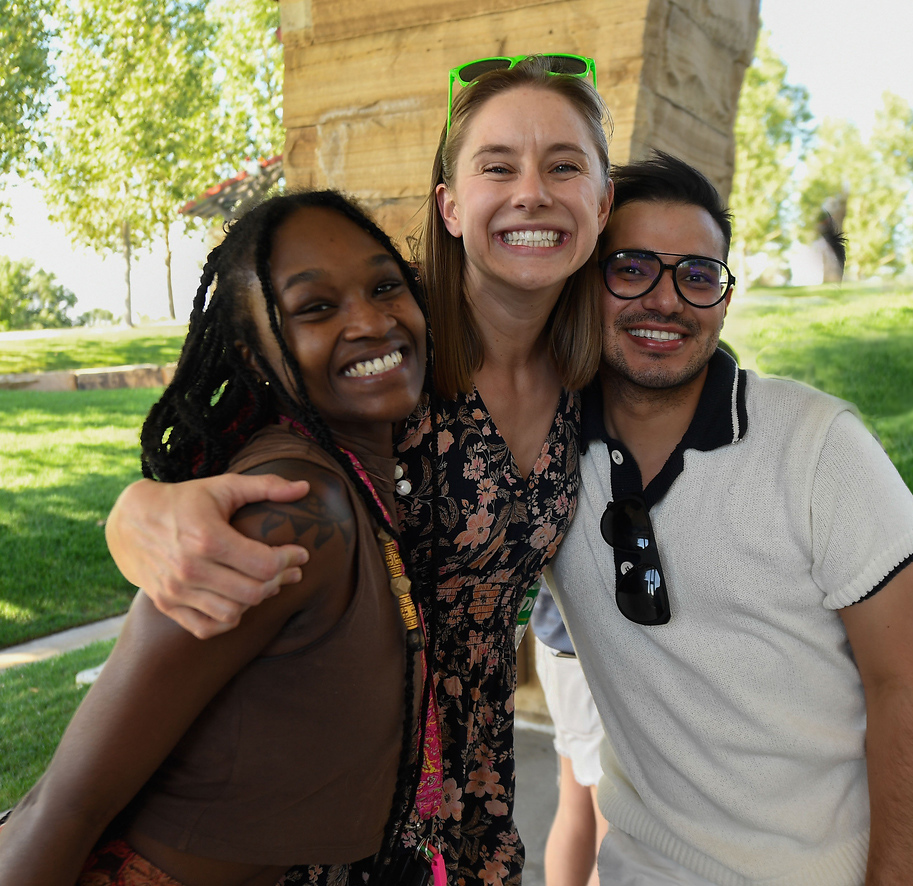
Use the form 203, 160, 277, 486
598, 828, 715, 886
534, 635, 604, 787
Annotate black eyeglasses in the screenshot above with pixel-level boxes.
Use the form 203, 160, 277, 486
600, 496, 670, 625
600, 250, 735, 308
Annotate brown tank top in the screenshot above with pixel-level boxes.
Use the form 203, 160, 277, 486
126, 424, 413, 865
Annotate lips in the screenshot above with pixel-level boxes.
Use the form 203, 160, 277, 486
342, 348, 405, 379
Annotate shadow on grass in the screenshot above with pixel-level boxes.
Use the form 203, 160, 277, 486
0, 389, 158, 647
756, 330, 913, 491
0, 639, 117, 809
756, 330, 913, 418
0, 327, 187, 375
0, 388, 162, 437
0, 481, 136, 648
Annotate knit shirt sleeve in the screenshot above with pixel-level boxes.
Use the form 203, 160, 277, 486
812, 408, 913, 610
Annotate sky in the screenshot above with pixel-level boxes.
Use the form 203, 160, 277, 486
2, 0, 912, 322
759, 0, 913, 136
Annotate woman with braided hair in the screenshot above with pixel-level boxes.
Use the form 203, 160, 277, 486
0, 191, 429, 886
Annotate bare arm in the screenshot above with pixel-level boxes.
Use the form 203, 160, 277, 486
840, 561, 913, 886
105, 473, 311, 639
0, 465, 352, 886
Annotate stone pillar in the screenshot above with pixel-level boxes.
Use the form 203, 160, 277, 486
278, 0, 759, 699
279, 0, 759, 245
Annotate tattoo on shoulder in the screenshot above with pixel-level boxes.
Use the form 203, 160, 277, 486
243, 492, 354, 550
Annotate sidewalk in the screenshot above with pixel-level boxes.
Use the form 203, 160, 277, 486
0, 615, 126, 671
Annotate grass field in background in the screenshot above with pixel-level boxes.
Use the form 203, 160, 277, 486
1, 286, 911, 648
724, 281, 913, 490
0, 289, 911, 811
0, 323, 187, 375
0, 639, 116, 810
0, 388, 160, 646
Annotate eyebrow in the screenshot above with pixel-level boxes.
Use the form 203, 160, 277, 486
472, 143, 589, 161
280, 253, 400, 291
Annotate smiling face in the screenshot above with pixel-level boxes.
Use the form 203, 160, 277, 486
600, 200, 732, 392
435, 85, 611, 303
252, 207, 426, 449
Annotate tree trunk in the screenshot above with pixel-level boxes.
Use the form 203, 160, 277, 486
122, 218, 133, 327
164, 223, 175, 320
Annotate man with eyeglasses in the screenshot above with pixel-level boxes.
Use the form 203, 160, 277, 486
546, 152, 913, 886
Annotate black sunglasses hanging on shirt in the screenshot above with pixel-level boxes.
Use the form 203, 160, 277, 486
600, 496, 671, 625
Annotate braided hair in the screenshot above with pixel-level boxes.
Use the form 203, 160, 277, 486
141, 189, 433, 881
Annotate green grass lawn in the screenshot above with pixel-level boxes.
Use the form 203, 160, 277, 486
724, 281, 913, 490
0, 388, 160, 646
0, 639, 116, 810
1, 282, 911, 813
0, 323, 187, 375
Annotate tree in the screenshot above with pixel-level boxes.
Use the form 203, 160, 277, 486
77, 307, 116, 326
0, 256, 77, 330
39, 0, 284, 325
0, 1, 54, 210
206, 0, 284, 163
41, 0, 221, 325
800, 93, 913, 279
729, 30, 813, 282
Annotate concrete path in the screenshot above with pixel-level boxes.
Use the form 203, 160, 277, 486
0, 615, 126, 671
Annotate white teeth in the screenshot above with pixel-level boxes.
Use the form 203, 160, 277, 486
630, 329, 683, 342
344, 349, 404, 378
502, 230, 561, 247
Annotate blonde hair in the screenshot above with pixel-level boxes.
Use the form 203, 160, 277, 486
421, 55, 613, 399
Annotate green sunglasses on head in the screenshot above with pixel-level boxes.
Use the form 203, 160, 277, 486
446, 53, 597, 133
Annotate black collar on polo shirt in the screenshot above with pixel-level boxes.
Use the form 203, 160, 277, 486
581, 349, 749, 508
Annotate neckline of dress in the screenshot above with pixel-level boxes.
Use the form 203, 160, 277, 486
470, 384, 569, 483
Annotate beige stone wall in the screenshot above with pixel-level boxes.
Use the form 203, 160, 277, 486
279, 0, 759, 246
279, 0, 759, 699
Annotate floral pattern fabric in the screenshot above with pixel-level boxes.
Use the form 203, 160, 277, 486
77, 838, 188, 886
394, 385, 581, 885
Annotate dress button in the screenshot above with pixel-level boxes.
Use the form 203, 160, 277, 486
396, 479, 412, 495
611, 449, 624, 465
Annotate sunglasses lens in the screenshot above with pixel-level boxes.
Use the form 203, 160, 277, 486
616, 564, 671, 625
457, 58, 512, 84
542, 54, 589, 75
601, 497, 652, 551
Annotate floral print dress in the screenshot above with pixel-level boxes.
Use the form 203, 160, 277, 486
395, 385, 581, 885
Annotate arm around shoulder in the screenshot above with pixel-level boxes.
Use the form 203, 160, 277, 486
105, 472, 311, 639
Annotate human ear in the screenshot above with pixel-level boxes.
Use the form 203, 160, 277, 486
236, 340, 252, 364
235, 340, 264, 378
596, 179, 614, 233
435, 182, 463, 238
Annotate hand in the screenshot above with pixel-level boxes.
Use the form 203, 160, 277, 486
106, 474, 310, 639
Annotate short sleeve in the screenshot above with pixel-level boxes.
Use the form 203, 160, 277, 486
811, 409, 913, 609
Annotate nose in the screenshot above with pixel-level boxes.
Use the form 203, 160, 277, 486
343, 295, 397, 339
639, 265, 684, 316
512, 167, 552, 211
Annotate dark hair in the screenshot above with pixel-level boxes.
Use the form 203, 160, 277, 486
141, 189, 425, 485
610, 151, 733, 256
421, 54, 613, 398
140, 189, 429, 880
